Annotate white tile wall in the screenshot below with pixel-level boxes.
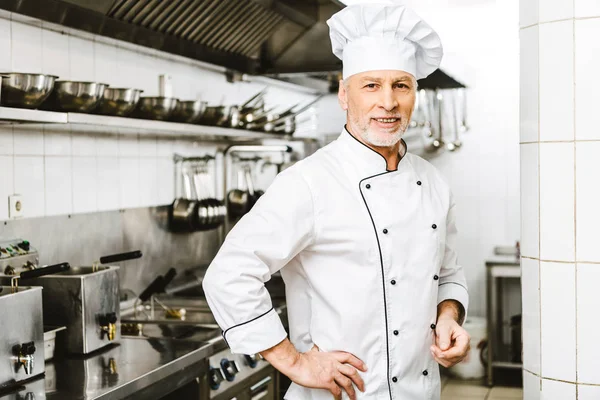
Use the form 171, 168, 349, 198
96, 157, 120, 212
576, 142, 600, 262
539, 20, 574, 142
575, 19, 600, 141
72, 157, 97, 213
94, 39, 117, 85
578, 384, 600, 400
43, 126, 71, 156
95, 130, 119, 157
539, 143, 574, 261
524, 370, 541, 400
157, 158, 175, 205
0, 17, 12, 72
539, 0, 574, 22
44, 156, 72, 215
42, 29, 69, 78
540, 262, 576, 382
14, 156, 45, 218
520, 143, 539, 258
575, 0, 600, 18
11, 20, 42, 73
0, 156, 14, 220
522, 257, 541, 375
520, 0, 539, 27
541, 379, 576, 400
118, 158, 140, 209
520, 26, 539, 143
138, 158, 158, 207
71, 130, 96, 157
0, 126, 13, 155
13, 125, 44, 156
577, 263, 600, 384
69, 35, 94, 82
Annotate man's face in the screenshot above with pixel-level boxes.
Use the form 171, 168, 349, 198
338, 70, 417, 148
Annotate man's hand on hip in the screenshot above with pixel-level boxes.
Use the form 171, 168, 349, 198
431, 315, 471, 368
261, 339, 367, 400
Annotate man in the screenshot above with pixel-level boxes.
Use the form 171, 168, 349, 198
203, 3, 470, 399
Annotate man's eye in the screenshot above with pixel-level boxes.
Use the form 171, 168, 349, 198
365, 84, 377, 89
395, 84, 409, 89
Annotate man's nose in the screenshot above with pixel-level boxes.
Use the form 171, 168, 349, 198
378, 87, 398, 112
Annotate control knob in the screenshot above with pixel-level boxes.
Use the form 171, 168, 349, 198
220, 358, 240, 381
244, 354, 259, 368
209, 367, 225, 390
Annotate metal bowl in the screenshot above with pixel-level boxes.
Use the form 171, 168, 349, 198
134, 97, 179, 121
95, 87, 143, 117
0, 73, 58, 109
43, 81, 108, 113
171, 100, 207, 124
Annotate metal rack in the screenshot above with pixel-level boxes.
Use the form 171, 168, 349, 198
0, 107, 292, 141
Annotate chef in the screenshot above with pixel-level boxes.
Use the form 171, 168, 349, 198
203, 3, 470, 400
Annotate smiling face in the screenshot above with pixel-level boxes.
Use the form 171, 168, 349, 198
338, 70, 417, 148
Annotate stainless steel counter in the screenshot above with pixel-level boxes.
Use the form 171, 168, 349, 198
0, 337, 216, 400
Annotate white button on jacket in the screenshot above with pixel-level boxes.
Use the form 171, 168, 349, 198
203, 129, 469, 400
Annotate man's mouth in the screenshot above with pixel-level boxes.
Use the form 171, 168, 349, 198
373, 118, 400, 123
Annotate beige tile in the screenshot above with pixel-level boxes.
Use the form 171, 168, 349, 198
442, 397, 485, 400
488, 386, 524, 399
442, 381, 490, 397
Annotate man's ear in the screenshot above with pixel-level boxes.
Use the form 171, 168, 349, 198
338, 80, 348, 111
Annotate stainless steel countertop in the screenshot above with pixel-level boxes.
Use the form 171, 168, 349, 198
0, 337, 216, 400
0, 296, 288, 400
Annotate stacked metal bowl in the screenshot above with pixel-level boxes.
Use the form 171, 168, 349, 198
0, 73, 58, 109
42, 81, 109, 113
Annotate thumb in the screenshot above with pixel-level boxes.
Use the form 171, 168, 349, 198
436, 325, 452, 351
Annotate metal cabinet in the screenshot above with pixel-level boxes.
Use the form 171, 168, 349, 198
485, 260, 521, 386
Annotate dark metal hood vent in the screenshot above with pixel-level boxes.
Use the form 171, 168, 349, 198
106, 0, 285, 59
0, 0, 344, 75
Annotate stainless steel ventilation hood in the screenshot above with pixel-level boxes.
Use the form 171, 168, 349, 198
0, 0, 345, 75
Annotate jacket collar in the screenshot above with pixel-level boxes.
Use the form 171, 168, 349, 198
338, 126, 408, 177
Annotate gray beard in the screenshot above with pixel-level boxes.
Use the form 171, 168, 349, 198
360, 119, 409, 147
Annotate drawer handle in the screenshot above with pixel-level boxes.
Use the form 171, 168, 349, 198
251, 391, 268, 400
250, 376, 272, 393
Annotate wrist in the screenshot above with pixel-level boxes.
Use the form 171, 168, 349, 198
260, 338, 301, 376
437, 300, 464, 324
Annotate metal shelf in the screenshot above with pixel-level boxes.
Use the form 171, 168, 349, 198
492, 361, 523, 369
0, 107, 287, 140
0, 107, 67, 123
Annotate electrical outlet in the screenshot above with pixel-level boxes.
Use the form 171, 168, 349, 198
8, 195, 23, 219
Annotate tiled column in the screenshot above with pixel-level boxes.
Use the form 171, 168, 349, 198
520, 1, 600, 399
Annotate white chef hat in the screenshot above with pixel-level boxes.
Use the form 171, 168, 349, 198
327, 2, 443, 80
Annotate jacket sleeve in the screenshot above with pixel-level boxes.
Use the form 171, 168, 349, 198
202, 168, 315, 354
437, 193, 469, 321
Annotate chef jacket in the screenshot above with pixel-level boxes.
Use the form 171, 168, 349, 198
203, 128, 469, 400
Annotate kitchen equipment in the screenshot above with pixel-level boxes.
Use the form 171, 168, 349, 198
199, 105, 236, 127
95, 87, 143, 117
171, 100, 208, 123
227, 168, 251, 220
44, 325, 66, 361
1, 249, 142, 355
41, 81, 108, 113
0, 263, 71, 392
134, 97, 179, 121
510, 314, 522, 363
170, 157, 225, 232
0, 73, 57, 109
